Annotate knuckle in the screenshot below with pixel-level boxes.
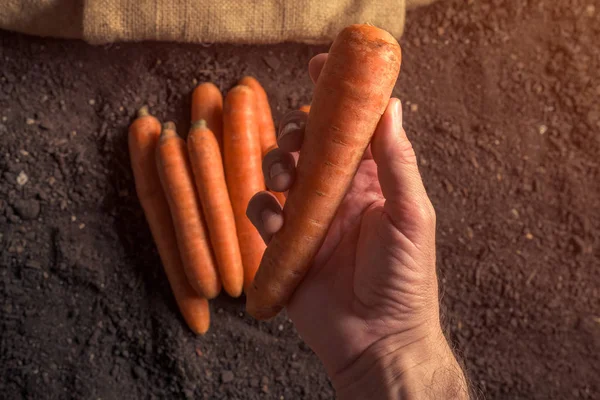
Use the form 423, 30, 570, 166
407, 200, 436, 226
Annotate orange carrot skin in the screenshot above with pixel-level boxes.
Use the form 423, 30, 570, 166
246, 25, 402, 320
239, 76, 277, 156
299, 105, 311, 113
191, 83, 224, 148
188, 121, 244, 298
128, 109, 210, 334
223, 85, 267, 291
156, 123, 221, 299
240, 77, 287, 206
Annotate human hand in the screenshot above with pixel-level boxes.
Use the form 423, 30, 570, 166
247, 54, 468, 399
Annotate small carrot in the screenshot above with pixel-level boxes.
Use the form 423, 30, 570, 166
156, 121, 221, 299
128, 107, 210, 334
299, 105, 311, 113
246, 24, 402, 320
188, 120, 244, 297
191, 82, 224, 149
239, 76, 286, 206
223, 85, 266, 291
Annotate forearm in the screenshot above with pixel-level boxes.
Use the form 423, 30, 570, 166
332, 330, 469, 400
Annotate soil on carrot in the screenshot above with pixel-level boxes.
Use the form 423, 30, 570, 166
1, 0, 599, 399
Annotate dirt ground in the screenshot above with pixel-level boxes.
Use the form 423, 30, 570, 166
1, 0, 599, 399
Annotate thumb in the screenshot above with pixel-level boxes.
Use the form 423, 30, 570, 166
371, 98, 436, 239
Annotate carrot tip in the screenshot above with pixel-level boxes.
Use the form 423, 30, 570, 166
137, 106, 150, 118
190, 119, 208, 130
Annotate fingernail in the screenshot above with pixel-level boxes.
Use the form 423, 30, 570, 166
262, 208, 283, 233
279, 121, 301, 140
269, 162, 287, 179
393, 99, 402, 124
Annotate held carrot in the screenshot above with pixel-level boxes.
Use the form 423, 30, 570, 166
246, 24, 402, 319
188, 120, 244, 298
128, 107, 210, 334
191, 83, 224, 149
156, 122, 221, 299
239, 76, 287, 206
223, 85, 266, 291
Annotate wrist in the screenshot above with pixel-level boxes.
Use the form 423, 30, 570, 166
332, 326, 469, 400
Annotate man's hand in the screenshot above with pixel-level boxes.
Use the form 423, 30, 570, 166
246, 54, 469, 399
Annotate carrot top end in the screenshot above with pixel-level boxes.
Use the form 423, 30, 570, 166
137, 105, 150, 118
190, 119, 208, 130
160, 121, 178, 138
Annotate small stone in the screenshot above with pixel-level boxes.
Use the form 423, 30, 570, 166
466, 227, 474, 240
263, 54, 281, 71
538, 125, 547, 135
443, 179, 454, 193
221, 370, 234, 383
79, 223, 85, 230
585, 4, 595, 16
89, 99, 96, 105
278, 324, 284, 331
132, 365, 147, 380
71, 215, 77, 222
26, 118, 36, 125
19, 150, 29, 156
510, 209, 520, 218
525, 232, 534, 240
16, 171, 28, 186
410, 103, 419, 112
13, 199, 40, 220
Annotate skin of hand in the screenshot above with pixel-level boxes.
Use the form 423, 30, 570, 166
247, 54, 469, 399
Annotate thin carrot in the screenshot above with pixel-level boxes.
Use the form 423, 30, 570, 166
299, 105, 311, 113
191, 83, 224, 149
156, 122, 221, 299
246, 24, 402, 320
223, 85, 266, 291
239, 76, 287, 206
188, 120, 244, 297
128, 107, 210, 334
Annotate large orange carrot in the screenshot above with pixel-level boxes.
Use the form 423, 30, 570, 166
191, 83, 224, 149
246, 25, 402, 319
223, 85, 266, 291
128, 107, 210, 334
239, 76, 287, 206
156, 122, 221, 299
188, 120, 244, 298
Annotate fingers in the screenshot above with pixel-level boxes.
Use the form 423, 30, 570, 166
308, 53, 328, 84
262, 147, 296, 192
371, 99, 435, 233
247, 191, 284, 244
277, 110, 307, 152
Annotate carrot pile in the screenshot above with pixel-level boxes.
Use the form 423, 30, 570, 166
128, 24, 401, 332
128, 78, 275, 333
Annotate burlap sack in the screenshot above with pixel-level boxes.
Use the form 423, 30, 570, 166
1, 0, 437, 44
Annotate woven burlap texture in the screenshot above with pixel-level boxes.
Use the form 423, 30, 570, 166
1, 0, 436, 44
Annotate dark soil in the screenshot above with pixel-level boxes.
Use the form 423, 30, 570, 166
1, 0, 599, 399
